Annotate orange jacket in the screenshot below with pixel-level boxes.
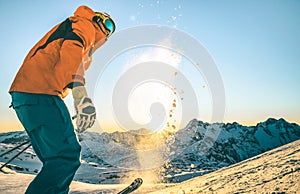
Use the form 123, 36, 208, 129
9, 6, 107, 98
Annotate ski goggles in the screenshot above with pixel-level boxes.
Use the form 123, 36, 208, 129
94, 12, 116, 37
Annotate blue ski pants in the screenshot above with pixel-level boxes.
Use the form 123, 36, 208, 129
11, 92, 81, 194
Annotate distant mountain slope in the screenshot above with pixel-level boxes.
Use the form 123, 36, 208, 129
163, 118, 300, 181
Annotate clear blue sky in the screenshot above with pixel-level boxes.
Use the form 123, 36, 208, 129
1, 0, 300, 132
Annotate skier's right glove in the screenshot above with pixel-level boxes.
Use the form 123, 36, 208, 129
75, 97, 96, 133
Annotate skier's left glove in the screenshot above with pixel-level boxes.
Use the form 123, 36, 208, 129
75, 96, 96, 133
72, 86, 96, 133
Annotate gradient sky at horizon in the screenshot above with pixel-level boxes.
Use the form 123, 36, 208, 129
0, 0, 299, 132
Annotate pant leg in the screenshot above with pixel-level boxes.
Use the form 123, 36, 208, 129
26, 125, 81, 194
11, 92, 81, 194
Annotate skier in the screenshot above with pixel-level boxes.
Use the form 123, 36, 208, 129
9, 5, 115, 194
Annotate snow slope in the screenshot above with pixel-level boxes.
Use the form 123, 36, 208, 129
0, 139, 299, 193
145, 139, 300, 194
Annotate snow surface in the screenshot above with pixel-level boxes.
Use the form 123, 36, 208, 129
0, 139, 299, 193
145, 139, 300, 193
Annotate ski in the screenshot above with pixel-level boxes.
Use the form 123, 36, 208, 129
117, 178, 143, 194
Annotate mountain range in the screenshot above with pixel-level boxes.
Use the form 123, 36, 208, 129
0, 118, 299, 184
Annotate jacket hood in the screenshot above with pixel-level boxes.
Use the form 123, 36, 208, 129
74, 5, 95, 20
